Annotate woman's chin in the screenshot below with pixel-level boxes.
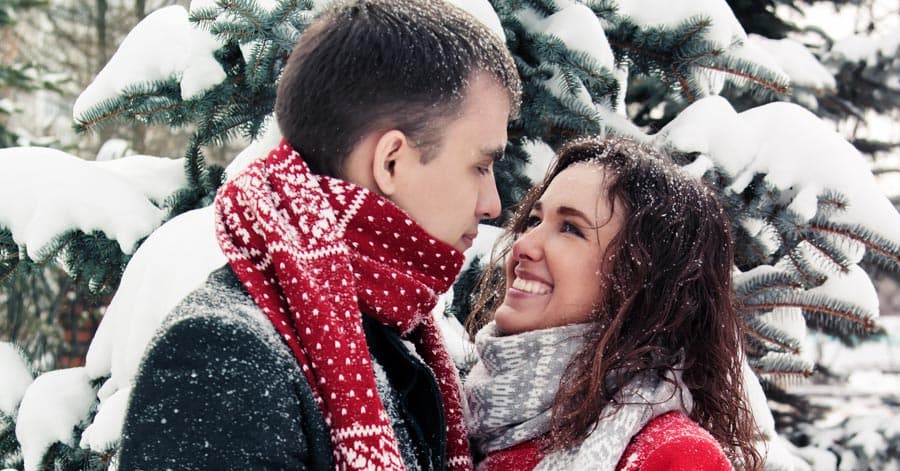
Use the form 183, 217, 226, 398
492, 307, 528, 336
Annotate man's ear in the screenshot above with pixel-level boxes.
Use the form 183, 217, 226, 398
372, 129, 413, 197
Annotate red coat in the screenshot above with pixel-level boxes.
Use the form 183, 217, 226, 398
477, 412, 733, 471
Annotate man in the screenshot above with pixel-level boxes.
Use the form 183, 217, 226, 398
117, 0, 521, 469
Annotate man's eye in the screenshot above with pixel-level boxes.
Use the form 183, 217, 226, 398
477, 166, 491, 176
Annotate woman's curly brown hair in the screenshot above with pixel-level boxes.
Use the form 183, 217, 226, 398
469, 136, 763, 470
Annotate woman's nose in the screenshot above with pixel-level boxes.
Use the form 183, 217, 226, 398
512, 226, 543, 262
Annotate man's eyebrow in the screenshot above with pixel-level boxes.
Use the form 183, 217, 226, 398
483, 146, 505, 162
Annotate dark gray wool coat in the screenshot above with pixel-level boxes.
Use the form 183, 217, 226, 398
118, 266, 448, 470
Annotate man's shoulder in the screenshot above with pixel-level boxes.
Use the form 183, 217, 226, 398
164, 265, 264, 329
158, 267, 282, 342
121, 266, 334, 470
141, 265, 299, 377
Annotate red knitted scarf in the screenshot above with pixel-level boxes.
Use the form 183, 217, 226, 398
214, 140, 472, 470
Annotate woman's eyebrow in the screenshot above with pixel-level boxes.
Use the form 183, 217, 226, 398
557, 206, 592, 226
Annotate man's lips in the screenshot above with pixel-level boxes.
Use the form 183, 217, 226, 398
462, 232, 478, 249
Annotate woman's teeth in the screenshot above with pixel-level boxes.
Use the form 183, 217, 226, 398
511, 277, 552, 295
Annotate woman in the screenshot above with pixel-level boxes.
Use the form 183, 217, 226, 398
464, 136, 762, 470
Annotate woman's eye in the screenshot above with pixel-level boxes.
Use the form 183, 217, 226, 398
562, 222, 584, 238
524, 215, 541, 229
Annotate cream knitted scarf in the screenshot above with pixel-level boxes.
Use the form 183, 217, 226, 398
465, 321, 692, 470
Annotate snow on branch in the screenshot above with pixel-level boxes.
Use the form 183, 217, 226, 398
611, 0, 790, 98
16, 368, 95, 471
655, 96, 900, 243
0, 148, 185, 260
0, 343, 32, 419
73, 5, 226, 125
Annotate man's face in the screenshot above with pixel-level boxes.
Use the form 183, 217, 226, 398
388, 73, 509, 252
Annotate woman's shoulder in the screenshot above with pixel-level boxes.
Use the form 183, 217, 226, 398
616, 411, 733, 471
477, 439, 543, 471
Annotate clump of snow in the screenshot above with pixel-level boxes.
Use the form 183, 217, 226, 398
0, 343, 33, 417
95, 139, 130, 162
653, 96, 760, 179
85, 206, 225, 386
805, 317, 900, 377
79, 386, 131, 453
829, 30, 900, 64
655, 96, 900, 244
93, 155, 187, 206
739, 217, 781, 256
680, 154, 715, 179
521, 139, 556, 184
747, 34, 836, 91
516, 3, 615, 110
16, 368, 95, 471
733, 263, 786, 288
539, 4, 615, 72
734, 103, 888, 226
615, 0, 751, 95
224, 118, 282, 179
73, 5, 225, 119
0, 147, 168, 259
447, 0, 505, 41
741, 101, 897, 233
760, 307, 807, 346
616, 0, 744, 48
743, 360, 775, 437
82, 205, 226, 456
805, 260, 879, 317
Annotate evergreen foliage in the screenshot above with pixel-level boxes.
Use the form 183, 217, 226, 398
1, 411, 23, 470
0, 0, 59, 147
1, 0, 898, 469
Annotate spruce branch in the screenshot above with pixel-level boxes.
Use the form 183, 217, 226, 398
742, 317, 802, 354
209, 21, 261, 40
270, 0, 312, 27
749, 352, 815, 381
696, 62, 790, 95
740, 301, 876, 334
808, 223, 900, 268
189, 6, 222, 25
218, 0, 266, 33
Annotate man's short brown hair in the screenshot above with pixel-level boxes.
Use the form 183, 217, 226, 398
275, 0, 521, 177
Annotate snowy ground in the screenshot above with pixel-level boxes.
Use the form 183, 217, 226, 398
798, 315, 900, 427
782, 315, 900, 469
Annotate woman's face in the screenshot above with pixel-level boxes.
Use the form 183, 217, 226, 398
493, 163, 624, 335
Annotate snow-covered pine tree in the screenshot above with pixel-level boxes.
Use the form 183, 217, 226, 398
0, 0, 898, 469
1, 0, 46, 147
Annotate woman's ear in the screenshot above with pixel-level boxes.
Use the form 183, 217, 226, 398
372, 129, 412, 197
